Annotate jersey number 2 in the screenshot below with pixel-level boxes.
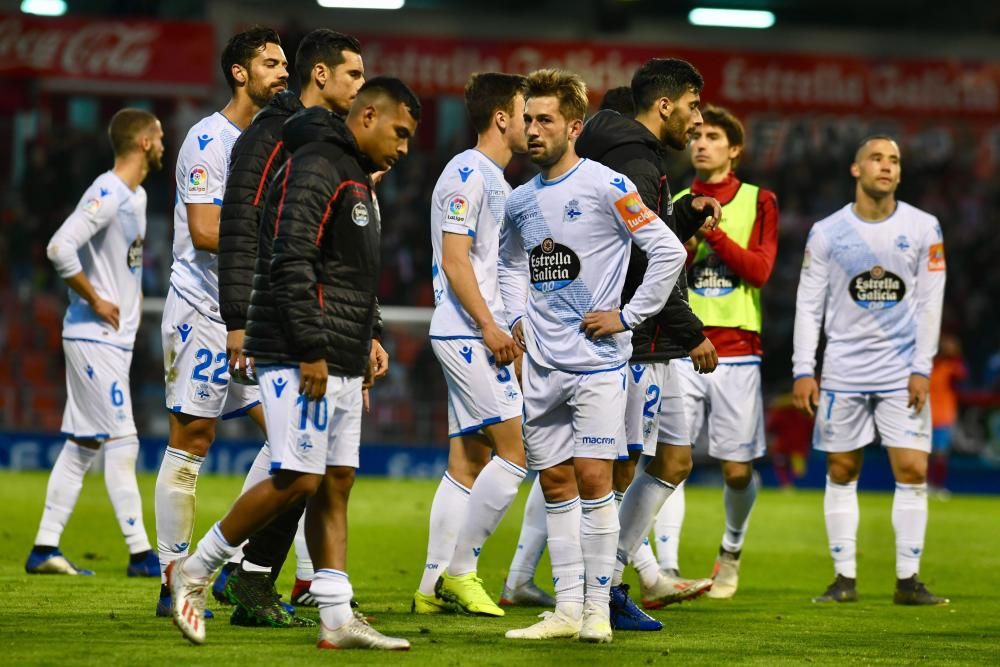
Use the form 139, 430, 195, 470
192, 349, 228, 385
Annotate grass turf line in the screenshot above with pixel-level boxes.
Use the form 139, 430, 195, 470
0, 471, 997, 665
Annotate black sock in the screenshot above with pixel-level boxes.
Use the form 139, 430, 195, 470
33, 545, 58, 555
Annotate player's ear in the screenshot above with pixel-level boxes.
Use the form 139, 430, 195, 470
729, 144, 742, 162
659, 96, 673, 119
313, 63, 328, 88
495, 108, 507, 133
232, 64, 247, 86
567, 117, 583, 140
849, 162, 861, 179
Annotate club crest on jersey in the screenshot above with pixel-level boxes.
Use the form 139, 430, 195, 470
188, 165, 208, 194
127, 236, 143, 272
446, 196, 468, 224
895, 234, 910, 252
690, 253, 739, 296
614, 192, 655, 232
849, 265, 906, 310
351, 202, 370, 227
563, 199, 582, 223
529, 237, 580, 292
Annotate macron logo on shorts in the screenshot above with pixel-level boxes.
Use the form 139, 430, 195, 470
272, 377, 288, 398
582, 436, 615, 445
177, 323, 192, 342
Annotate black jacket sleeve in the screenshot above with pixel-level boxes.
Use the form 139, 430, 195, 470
659, 286, 705, 352
270, 153, 335, 362
672, 193, 713, 243
219, 129, 276, 331
372, 298, 383, 340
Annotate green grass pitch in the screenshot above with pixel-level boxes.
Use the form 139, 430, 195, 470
1, 471, 997, 665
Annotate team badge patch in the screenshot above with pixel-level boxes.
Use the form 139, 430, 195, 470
563, 199, 582, 223
351, 202, 370, 226
614, 193, 656, 232
188, 165, 208, 195
928, 243, 945, 271
446, 196, 469, 224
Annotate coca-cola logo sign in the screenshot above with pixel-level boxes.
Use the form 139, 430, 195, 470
0, 14, 214, 86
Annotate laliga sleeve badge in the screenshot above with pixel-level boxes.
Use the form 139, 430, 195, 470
352, 202, 370, 226
82, 197, 102, 217
188, 165, 208, 195
445, 195, 469, 224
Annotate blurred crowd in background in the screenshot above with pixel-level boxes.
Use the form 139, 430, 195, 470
2, 26, 999, 479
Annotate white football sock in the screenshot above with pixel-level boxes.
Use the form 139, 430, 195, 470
418, 472, 470, 595
546, 496, 584, 619
722, 471, 759, 553
632, 538, 661, 589
448, 457, 526, 576
294, 513, 314, 581
505, 474, 548, 590
34, 440, 99, 546
227, 443, 272, 565
312, 569, 355, 630
824, 476, 859, 579
613, 472, 676, 586
654, 481, 685, 571
103, 436, 151, 554
581, 492, 619, 610
892, 482, 928, 579
155, 447, 203, 580
183, 522, 238, 580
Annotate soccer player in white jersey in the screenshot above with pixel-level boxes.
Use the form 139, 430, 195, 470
154, 26, 288, 616
793, 135, 948, 606
415, 72, 553, 616
26, 109, 164, 577
499, 70, 687, 643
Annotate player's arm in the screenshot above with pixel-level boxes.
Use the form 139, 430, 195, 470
497, 208, 529, 350
442, 233, 518, 365
700, 190, 779, 288
46, 194, 120, 329
187, 204, 221, 252
270, 155, 336, 400
908, 221, 947, 411
791, 227, 829, 416
583, 185, 685, 338
182, 133, 228, 253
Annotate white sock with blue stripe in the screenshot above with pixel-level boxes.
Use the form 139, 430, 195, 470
613, 472, 677, 586
581, 492, 619, 610
155, 447, 204, 580
312, 569, 355, 630
892, 482, 928, 579
34, 440, 99, 547
546, 497, 584, 619
418, 472, 470, 595
183, 522, 238, 580
824, 476, 858, 578
448, 457, 527, 576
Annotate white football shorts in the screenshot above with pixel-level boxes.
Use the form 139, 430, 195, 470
258, 366, 362, 474
521, 353, 626, 471
623, 361, 691, 458
161, 287, 259, 420
812, 388, 931, 453
61, 339, 136, 440
430, 337, 523, 437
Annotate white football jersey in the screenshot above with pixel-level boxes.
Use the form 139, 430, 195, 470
47, 171, 147, 349
169, 112, 241, 320
499, 159, 686, 373
792, 201, 946, 391
429, 149, 511, 337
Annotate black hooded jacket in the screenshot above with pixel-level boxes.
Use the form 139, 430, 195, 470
577, 109, 708, 361
245, 108, 382, 376
219, 90, 304, 332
